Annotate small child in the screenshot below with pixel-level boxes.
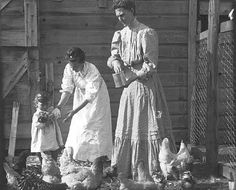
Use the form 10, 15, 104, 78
31, 92, 64, 162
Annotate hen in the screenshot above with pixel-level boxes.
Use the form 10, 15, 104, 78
4, 161, 68, 190
60, 147, 108, 190
176, 140, 193, 173
41, 153, 61, 183
158, 138, 178, 180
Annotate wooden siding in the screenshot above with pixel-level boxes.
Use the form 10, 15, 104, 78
1, 0, 189, 149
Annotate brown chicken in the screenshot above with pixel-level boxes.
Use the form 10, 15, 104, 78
60, 147, 108, 190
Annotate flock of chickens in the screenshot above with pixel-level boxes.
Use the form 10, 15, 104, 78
4, 138, 195, 190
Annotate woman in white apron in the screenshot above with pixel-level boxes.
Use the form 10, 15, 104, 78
52, 47, 113, 162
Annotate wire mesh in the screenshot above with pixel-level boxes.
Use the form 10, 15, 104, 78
190, 37, 208, 146
218, 30, 236, 168
190, 29, 236, 168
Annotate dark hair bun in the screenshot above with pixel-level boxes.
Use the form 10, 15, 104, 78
65, 47, 85, 62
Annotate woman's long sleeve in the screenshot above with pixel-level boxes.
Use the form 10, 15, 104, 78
141, 29, 159, 72
60, 64, 74, 94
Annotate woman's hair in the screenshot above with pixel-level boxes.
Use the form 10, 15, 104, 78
34, 92, 48, 108
65, 47, 85, 63
112, 0, 136, 15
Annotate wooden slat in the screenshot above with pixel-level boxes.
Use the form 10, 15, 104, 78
220, 20, 234, 33
188, 0, 198, 146
8, 101, 20, 162
206, 0, 220, 175
39, 0, 188, 15
27, 48, 40, 114
24, 0, 38, 46
39, 15, 188, 30
196, 30, 208, 41
0, 30, 25, 46
0, 16, 24, 30
40, 44, 188, 61
0, 0, 13, 11
40, 29, 188, 45
51, 57, 188, 75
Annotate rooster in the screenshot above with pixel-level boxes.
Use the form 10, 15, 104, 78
159, 138, 178, 180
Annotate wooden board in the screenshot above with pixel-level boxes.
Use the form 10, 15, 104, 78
40, 44, 188, 61
39, 15, 188, 30
39, 0, 188, 15
8, 102, 20, 161
40, 29, 188, 45
43, 57, 187, 75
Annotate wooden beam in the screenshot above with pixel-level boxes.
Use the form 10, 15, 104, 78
24, 0, 38, 46
0, 0, 13, 11
2, 52, 28, 98
27, 48, 40, 114
206, 0, 219, 176
188, 0, 198, 144
7, 102, 20, 164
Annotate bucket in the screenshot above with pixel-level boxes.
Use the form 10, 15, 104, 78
112, 71, 126, 88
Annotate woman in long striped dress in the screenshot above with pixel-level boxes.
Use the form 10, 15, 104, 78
107, 0, 177, 179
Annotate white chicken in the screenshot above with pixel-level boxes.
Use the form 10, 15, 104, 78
158, 138, 178, 180
176, 140, 193, 173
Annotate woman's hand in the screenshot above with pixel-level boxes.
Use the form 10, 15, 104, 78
63, 110, 75, 123
51, 107, 61, 119
113, 60, 123, 73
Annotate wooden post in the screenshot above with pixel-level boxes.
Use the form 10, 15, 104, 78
24, 0, 39, 113
188, 0, 198, 144
7, 102, 20, 164
206, 0, 219, 176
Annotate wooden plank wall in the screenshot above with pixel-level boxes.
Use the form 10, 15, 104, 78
2, 0, 234, 150
0, 0, 33, 149
38, 0, 189, 145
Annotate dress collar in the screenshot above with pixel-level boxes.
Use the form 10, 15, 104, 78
127, 18, 139, 30
72, 61, 88, 78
